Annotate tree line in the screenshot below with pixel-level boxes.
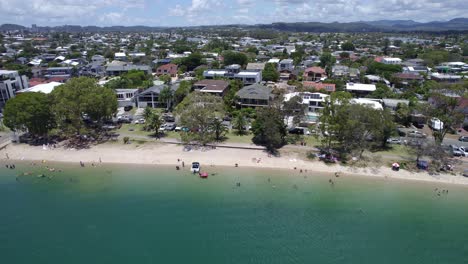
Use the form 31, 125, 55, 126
4, 77, 117, 141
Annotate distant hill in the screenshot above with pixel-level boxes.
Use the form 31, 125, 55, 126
0, 18, 467, 33
0, 24, 26, 31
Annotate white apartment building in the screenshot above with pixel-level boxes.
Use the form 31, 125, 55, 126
0, 70, 29, 108
381, 57, 402, 65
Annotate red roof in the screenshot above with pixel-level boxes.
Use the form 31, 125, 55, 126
157, 63, 178, 75
303, 82, 336, 92
304, 67, 326, 75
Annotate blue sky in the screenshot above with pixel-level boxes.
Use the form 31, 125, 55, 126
0, 0, 467, 27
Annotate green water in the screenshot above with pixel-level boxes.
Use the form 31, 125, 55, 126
1, 163, 468, 264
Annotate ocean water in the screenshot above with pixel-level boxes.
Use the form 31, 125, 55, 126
1, 162, 468, 264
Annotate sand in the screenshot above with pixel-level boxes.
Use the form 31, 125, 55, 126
2, 142, 468, 186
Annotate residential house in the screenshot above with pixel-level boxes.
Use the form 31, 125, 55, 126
303, 82, 336, 92
381, 57, 402, 65
106, 64, 151, 76
193, 80, 230, 97
115, 89, 138, 107
346, 83, 376, 96
246, 63, 266, 71
203, 64, 262, 85
45, 67, 73, 79
0, 70, 29, 108
236, 83, 272, 108
393, 73, 424, 86
136, 84, 178, 108
285, 92, 329, 114
303, 67, 326, 82
114, 52, 127, 61
156, 63, 178, 77
278, 59, 294, 72
430, 73, 463, 83
403, 66, 430, 74
381, 99, 409, 112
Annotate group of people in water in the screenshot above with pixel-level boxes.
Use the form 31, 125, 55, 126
434, 188, 449, 197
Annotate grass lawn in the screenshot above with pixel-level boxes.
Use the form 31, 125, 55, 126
224, 131, 254, 144
372, 144, 413, 159
117, 123, 153, 137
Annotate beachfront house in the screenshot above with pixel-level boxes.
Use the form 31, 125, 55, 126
236, 83, 272, 108
115, 89, 138, 107
136, 84, 178, 108
193, 80, 230, 97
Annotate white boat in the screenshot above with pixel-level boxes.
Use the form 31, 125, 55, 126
191, 162, 200, 173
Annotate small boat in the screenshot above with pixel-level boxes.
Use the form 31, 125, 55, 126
199, 172, 208, 178
191, 162, 200, 173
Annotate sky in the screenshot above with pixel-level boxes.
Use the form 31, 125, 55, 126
0, 0, 467, 27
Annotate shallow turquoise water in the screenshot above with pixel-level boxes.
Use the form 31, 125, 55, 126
1, 163, 468, 264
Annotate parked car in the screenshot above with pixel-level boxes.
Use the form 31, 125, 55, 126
175, 126, 190, 132
163, 115, 175, 122
450, 145, 468, 157
386, 138, 402, 144
117, 115, 132, 123
134, 118, 145, 124
459, 136, 468, 142
408, 131, 426, 138
165, 123, 176, 131
288, 127, 311, 135
124, 105, 133, 112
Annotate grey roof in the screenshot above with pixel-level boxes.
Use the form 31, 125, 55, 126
236, 84, 272, 100
106, 65, 151, 72
382, 99, 410, 108
246, 63, 266, 71
138, 84, 178, 96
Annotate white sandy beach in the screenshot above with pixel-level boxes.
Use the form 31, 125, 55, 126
2, 142, 468, 186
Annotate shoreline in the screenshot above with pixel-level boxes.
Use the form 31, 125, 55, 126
2, 142, 468, 187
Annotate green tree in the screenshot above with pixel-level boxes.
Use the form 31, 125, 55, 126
174, 81, 192, 106
395, 103, 412, 127
51, 77, 117, 136
319, 52, 336, 77
159, 74, 171, 84
3, 92, 55, 137
143, 107, 154, 121
262, 63, 279, 82
252, 106, 287, 152
180, 53, 203, 71
283, 95, 306, 126
341, 42, 355, 51
424, 83, 467, 144
159, 86, 173, 110
210, 118, 227, 141
369, 83, 394, 99
175, 92, 225, 145
223, 51, 248, 66
146, 112, 162, 137
232, 110, 248, 135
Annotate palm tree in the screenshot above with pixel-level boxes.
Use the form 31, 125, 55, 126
232, 112, 247, 136
147, 113, 162, 137
159, 86, 173, 111
210, 118, 227, 142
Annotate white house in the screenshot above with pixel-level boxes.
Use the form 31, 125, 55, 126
284, 92, 329, 114
203, 65, 262, 85
115, 89, 138, 107
382, 57, 402, 65
114, 52, 127, 61
346, 83, 376, 96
